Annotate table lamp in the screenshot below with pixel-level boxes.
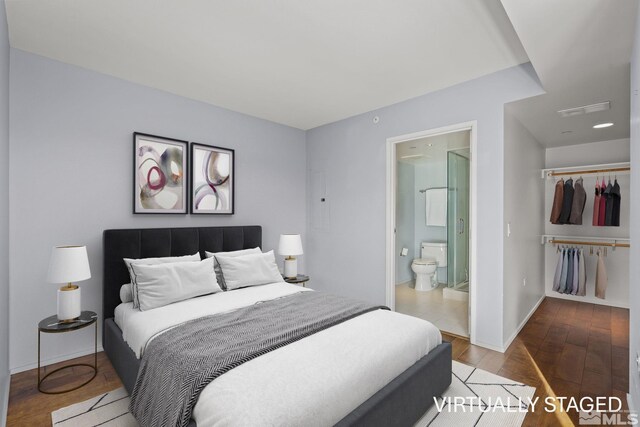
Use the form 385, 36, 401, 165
278, 234, 303, 279
47, 245, 91, 323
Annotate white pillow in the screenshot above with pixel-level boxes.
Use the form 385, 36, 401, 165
215, 250, 283, 291
130, 258, 221, 311
124, 253, 201, 308
120, 284, 133, 303
205, 248, 261, 290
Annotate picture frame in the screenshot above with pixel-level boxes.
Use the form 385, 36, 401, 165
190, 142, 235, 215
133, 132, 188, 214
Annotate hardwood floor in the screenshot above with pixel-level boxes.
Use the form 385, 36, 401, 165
5, 297, 629, 426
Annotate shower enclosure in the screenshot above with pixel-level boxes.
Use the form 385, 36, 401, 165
447, 150, 470, 291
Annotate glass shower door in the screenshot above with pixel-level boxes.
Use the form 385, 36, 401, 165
447, 151, 470, 290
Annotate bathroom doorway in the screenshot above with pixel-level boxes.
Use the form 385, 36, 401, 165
386, 122, 476, 339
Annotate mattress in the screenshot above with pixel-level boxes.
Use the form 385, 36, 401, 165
114, 282, 442, 426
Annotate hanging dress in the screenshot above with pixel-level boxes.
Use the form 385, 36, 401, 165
611, 179, 621, 226
569, 177, 586, 224
598, 179, 607, 226
559, 178, 574, 224
595, 250, 608, 299
577, 249, 586, 296
604, 180, 614, 226
550, 179, 564, 224
592, 183, 600, 226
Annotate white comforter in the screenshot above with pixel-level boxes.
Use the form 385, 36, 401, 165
115, 282, 442, 427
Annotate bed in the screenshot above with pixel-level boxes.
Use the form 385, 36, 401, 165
103, 226, 452, 427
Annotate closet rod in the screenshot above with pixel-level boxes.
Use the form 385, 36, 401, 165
547, 239, 630, 248
547, 166, 630, 177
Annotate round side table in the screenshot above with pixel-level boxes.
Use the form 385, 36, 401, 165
37, 310, 98, 394
283, 274, 310, 287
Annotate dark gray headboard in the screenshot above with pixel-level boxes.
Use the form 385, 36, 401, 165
103, 226, 262, 321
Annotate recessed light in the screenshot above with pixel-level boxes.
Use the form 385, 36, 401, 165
593, 122, 614, 129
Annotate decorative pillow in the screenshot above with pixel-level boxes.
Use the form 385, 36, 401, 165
215, 250, 283, 291
120, 284, 133, 303
130, 258, 221, 311
124, 253, 201, 308
205, 248, 261, 290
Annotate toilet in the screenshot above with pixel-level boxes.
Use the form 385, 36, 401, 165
411, 242, 447, 292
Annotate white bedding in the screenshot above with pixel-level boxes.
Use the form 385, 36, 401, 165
114, 282, 442, 427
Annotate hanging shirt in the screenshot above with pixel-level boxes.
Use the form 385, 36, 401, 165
553, 249, 564, 292
559, 249, 569, 293
565, 248, 575, 293
592, 183, 601, 226
611, 179, 621, 227
558, 178, 574, 224
604, 181, 614, 226
595, 250, 607, 299
571, 249, 579, 295
550, 179, 564, 224
569, 178, 586, 225
598, 179, 607, 226
578, 249, 586, 296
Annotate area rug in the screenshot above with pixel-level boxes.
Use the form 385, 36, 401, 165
51, 361, 535, 427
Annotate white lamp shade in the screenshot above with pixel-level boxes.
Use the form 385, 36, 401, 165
47, 246, 91, 284
278, 234, 303, 256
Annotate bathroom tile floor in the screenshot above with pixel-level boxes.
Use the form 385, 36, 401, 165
395, 282, 469, 337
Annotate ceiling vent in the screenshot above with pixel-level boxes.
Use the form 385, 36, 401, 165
557, 101, 610, 118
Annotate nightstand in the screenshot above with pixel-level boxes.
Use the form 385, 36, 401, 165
283, 274, 310, 287
37, 310, 98, 394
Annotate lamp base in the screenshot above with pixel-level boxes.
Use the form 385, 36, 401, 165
57, 284, 81, 322
284, 257, 298, 279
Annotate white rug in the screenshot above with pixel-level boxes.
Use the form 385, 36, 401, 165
51, 361, 535, 427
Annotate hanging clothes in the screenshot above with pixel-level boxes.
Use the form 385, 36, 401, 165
571, 249, 579, 295
604, 180, 614, 226
550, 178, 564, 224
558, 178, 574, 224
569, 177, 586, 225
611, 179, 621, 226
577, 249, 586, 296
553, 249, 564, 292
595, 250, 608, 299
598, 179, 607, 226
565, 248, 575, 293
592, 182, 601, 226
559, 249, 569, 293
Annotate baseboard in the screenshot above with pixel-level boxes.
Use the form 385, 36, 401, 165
501, 294, 546, 353
1, 374, 9, 427
10, 346, 104, 374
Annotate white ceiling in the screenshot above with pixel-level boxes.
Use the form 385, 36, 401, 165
501, 0, 638, 147
5, 0, 529, 130
397, 130, 470, 164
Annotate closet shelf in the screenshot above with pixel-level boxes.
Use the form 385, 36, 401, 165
541, 162, 630, 179
541, 235, 630, 248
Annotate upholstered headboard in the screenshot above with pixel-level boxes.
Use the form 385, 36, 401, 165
102, 226, 262, 321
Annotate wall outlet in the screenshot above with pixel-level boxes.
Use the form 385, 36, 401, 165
522, 278, 527, 287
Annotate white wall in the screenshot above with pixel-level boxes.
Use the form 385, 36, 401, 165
543, 139, 630, 308
306, 63, 544, 350
502, 109, 545, 344
629, 3, 640, 413
0, 1, 9, 424
8, 49, 307, 372
395, 162, 414, 284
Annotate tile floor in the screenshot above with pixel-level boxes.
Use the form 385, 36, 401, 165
395, 282, 469, 337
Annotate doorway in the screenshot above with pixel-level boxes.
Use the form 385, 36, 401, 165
386, 122, 477, 340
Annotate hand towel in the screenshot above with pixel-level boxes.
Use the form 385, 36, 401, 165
425, 188, 447, 227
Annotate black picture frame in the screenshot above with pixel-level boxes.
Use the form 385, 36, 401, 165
133, 132, 189, 214
190, 142, 235, 215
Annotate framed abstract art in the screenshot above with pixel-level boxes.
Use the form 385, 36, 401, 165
133, 133, 188, 214
190, 143, 235, 214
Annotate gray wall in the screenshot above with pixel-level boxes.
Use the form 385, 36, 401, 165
395, 162, 414, 284
0, 1, 9, 424
502, 108, 545, 344
306, 63, 544, 350
8, 49, 307, 372
629, 2, 640, 413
